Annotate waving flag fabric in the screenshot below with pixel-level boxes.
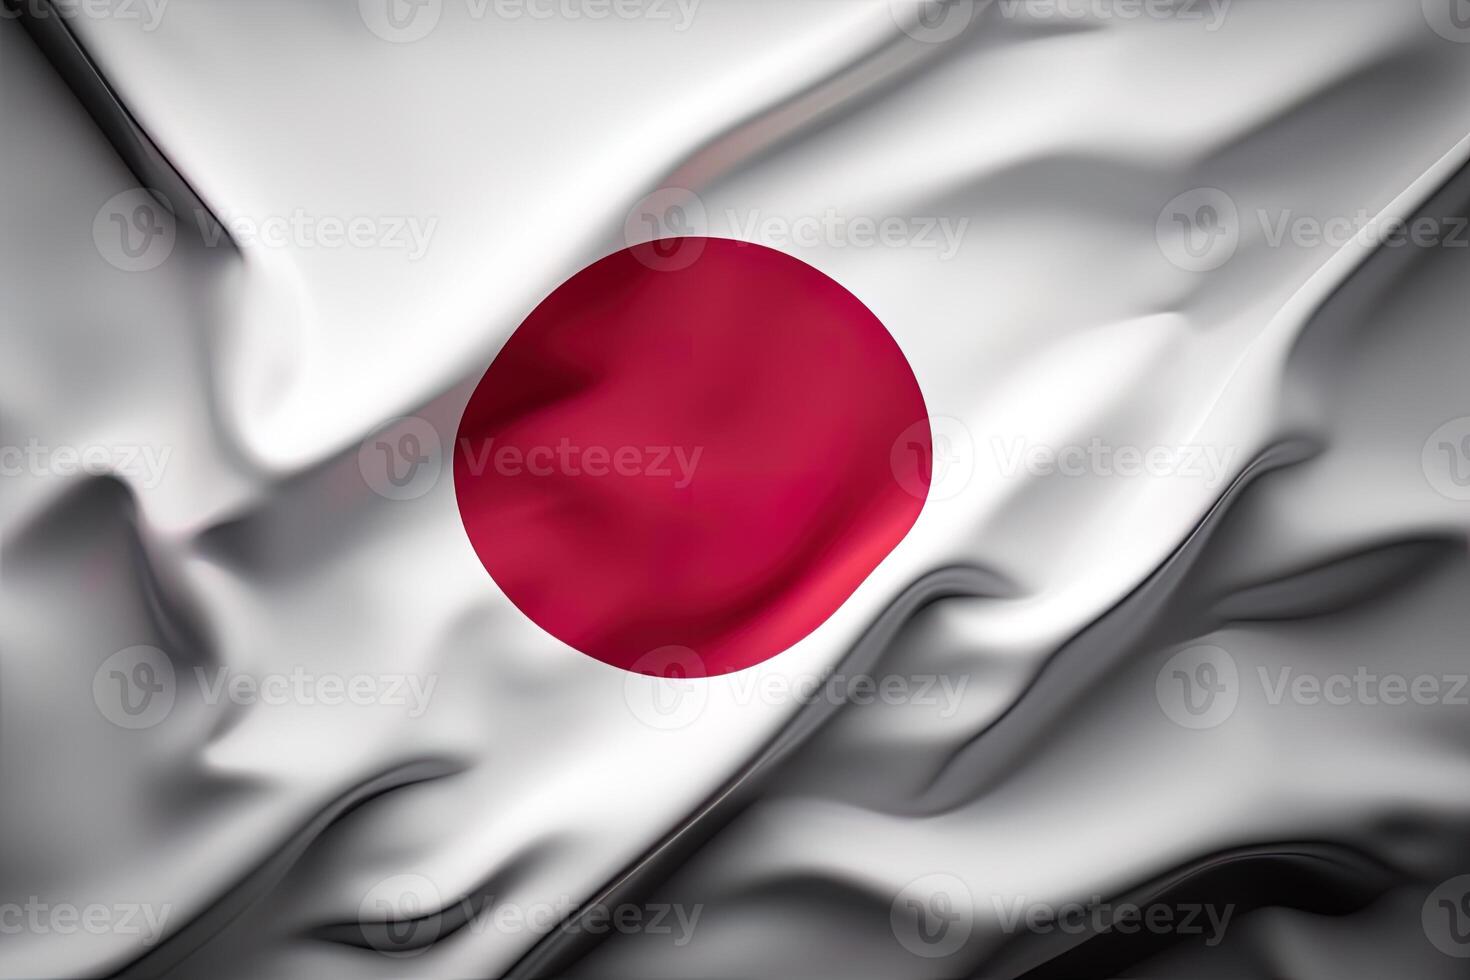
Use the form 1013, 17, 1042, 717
6, 2, 1470, 978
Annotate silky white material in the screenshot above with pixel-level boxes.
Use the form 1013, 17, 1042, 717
5, 1, 1470, 977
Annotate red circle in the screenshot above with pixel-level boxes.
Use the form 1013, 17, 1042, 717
454, 239, 930, 677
